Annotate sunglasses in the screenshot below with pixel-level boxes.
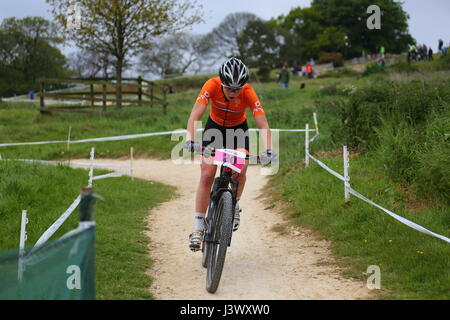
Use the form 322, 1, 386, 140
221, 84, 243, 93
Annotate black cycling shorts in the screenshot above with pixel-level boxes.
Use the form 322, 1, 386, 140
202, 117, 250, 153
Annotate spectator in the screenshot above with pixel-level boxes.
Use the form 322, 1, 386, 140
292, 60, 299, 76
380, 46, 385, 59
438, 39, 444, 53
278, 64, 290, 88
409, 44, 418, 61
420, 45, 427, 61
428, 47, 434, 61
307, 63, 313, 79
301, 65, 307, 77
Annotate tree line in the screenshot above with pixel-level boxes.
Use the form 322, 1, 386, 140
0, 0, 413, 97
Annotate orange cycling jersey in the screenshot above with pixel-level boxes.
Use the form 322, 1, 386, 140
196, 77, 265, 127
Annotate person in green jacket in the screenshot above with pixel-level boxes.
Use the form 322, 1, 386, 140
278, 64, 290, 88
380, 46, 385, 58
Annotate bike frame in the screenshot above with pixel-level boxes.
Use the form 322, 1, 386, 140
204, 165, 239, 248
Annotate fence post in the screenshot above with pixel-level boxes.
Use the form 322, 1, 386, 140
150, 84, 154, 108
343, 146, 350, 201
130, 147, 134, 181
90, 83, 94, 108
88, 148, 95, 187
163, 87, 167, 114
137, 76, 143, 107
102, 84, 107, 111
313, 112, 319, 135
18, 210, 28, 281
67, 125, 72, 149
39, 80, 45, 113
79, 187, 96, 224
305, 123, 310, 168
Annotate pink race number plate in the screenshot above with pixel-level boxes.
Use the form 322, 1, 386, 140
213, 149, 246, 173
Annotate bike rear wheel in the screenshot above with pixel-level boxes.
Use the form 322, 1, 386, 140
205, 191, 234, 293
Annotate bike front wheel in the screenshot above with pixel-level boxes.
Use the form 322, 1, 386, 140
205, 191, 234, 293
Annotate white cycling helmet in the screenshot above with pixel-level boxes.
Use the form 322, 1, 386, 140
219, 57, 249, 89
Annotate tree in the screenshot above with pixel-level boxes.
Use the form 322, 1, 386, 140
0, 17, 63, 82
139, 33, 214, 78
209, 12, 261, 60
46, 0, 203, 107
311, 0, 413, 57
275, 0, 414, 60
0, 17, 68, 97
69, 49, 114, 78
238, 20, 286, 68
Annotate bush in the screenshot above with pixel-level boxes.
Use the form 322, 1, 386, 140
321, 79, 450, 203
317, 68, 360, 79
255, 65, 272, 82
415, 109, 450, 204
362, 62, 385, 77
373, 120, 421, 183
317, 52, 345, 68
328, 80, 450, 149
387, 61, 419, 74
317, 83, 357, 97
372, 109, 450, 204
437, 52, 450, 70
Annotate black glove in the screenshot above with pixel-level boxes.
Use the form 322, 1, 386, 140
260, 149, 276, 165
183, 140, 197, 152
203, 144, 214, 158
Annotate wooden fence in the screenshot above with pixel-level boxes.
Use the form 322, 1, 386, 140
37, 77, 168, 114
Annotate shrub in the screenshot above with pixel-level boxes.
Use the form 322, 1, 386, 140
437, 52, 450, 70
373, 120, 421, 183
387, 61, 419, 74
322, 79, 450, 203
256, 65, 272, 82
317, 68, 360, 79
317, 52, 345, 68
328, 80, 450, 149
415, 109, 450, 204
362, 62, 385, 77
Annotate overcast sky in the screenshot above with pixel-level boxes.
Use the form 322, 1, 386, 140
1, 0, 449, 52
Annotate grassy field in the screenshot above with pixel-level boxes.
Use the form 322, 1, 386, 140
0, 160, 174, 299
1, 56, 449, 299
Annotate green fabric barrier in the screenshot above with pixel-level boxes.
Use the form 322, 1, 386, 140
0, 225, 95, 300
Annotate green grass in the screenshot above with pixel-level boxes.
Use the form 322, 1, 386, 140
267, 61, 450, 299
0, 76, 328, 161
1, 61, 449, 299
271, 152, 450, 299
0, 160, 174, 299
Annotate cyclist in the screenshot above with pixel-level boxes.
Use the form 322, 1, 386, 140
184, 57, 274, 251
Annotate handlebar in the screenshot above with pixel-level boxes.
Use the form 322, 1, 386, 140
183, 142, 277, 164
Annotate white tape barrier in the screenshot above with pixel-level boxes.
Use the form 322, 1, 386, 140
0, 128, 318, 148
306, 149, 450, 244
69, 162, 130, 168
93, 170, 131, 181
1, 158, 131, 171
348, 187, 450, 244
29, 195, 82, 254
6, 159, 59, 165
306, 152, 346, 181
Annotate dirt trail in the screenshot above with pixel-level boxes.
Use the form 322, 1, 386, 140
76, 158, 373, 300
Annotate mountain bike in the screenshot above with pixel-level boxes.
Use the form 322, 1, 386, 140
187, 145, 274, 293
